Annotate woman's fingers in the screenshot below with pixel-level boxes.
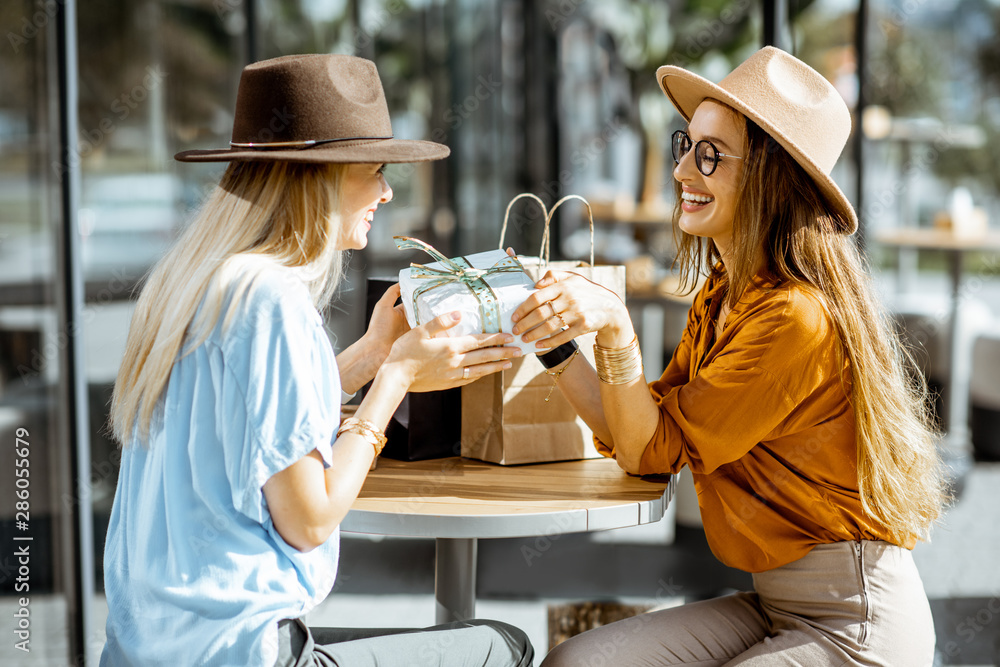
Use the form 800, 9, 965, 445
369, 283, 401, 321
442, 337, 519, 386
467, 331, 515, 350
378, 282, 401, 305
534, 269, 560, 288
511, 287, 562, 330
528, 309, 579, 348
531, 326, 576, 351
511, 270, 570, 322
512, 289, 572, 341
456, 358, 515, 385
461, 343, 520, 366
420, 311, 463, 338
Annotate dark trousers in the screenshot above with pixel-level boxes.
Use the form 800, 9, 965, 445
276, 617, 534, 667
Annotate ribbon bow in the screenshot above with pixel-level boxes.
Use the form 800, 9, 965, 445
393, 236, 527, 332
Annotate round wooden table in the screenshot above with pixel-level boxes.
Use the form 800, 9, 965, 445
343, 456, 674, 623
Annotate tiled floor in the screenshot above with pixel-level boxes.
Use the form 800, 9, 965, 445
914, 463, 1000, 666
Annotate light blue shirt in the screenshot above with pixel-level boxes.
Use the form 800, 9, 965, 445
102, 263, 341, 666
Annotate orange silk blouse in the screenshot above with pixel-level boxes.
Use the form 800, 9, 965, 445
596, 271, 909, 572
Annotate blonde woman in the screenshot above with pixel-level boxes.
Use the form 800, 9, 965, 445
101, 55, 532, 667
514, 47, 946, 665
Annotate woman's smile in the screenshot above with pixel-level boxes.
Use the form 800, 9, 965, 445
680, 187, 715, 212
340, 164, 392, 249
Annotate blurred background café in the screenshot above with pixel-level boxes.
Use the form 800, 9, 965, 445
1, 0, 999, 665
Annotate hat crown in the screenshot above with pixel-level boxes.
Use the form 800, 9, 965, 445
230, 54, 393, 145
717, 47, 850, 174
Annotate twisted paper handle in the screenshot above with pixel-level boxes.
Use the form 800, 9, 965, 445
498, 193, 595, 269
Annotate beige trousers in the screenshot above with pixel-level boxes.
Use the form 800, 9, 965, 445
541, 541, 934, 666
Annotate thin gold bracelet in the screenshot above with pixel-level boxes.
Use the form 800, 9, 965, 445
593, 336, 643, 385
543, 347, 581, 402
337, 417, 387, 456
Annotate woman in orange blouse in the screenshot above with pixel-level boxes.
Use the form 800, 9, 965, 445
514, 47, 947, 665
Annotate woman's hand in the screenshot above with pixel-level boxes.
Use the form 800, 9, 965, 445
363, 283, 411, 361
511, 270, 634, 350
336, 284, 412, 395
381, 311, 521, 392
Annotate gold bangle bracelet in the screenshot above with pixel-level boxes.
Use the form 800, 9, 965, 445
593, 336, 643, 385
338, 424, 385, 457
339, 418, 388, 450
337, 417, 387, 456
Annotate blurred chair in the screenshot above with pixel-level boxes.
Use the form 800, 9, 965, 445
889, 293, 993, 500
971, 328, 1000, 461
889, 293, 994, 429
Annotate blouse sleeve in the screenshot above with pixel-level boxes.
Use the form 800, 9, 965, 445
218, 271, 341, 524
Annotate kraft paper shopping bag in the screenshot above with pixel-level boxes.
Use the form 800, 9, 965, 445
461, 194, 626, 464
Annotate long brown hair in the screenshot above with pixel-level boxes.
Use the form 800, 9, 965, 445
673, 105, 947, 543
111, 161, 348, 445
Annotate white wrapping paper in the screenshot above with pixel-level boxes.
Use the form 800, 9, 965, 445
398, 248, 539, 356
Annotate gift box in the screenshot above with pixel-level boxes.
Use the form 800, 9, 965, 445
394, 236, 538, 355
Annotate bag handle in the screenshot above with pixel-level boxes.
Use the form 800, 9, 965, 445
499, 193, 595, 269
542, 195, 594, 269
499, 193, 547, 252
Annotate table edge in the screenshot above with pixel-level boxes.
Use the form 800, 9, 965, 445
342, 475, 675, 539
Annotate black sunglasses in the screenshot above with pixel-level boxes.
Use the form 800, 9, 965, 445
671, 130, 743, 176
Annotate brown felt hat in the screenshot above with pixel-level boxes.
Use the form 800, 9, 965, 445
175, 54, 450, 164
657, 46, 858, 234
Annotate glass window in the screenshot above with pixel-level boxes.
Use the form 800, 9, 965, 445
790, 0, 859, 208
865, 0, 994, 234
75, 2, 249, 662
552, 0, 760, 281
0, 1, 74, 663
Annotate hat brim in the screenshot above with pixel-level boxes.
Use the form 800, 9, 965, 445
656, 65, 858, 235
175, 137, 450, 164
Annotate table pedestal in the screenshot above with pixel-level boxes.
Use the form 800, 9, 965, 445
435, 537, 478, 624
344, 457, 673, 624
944, 249, 971, 454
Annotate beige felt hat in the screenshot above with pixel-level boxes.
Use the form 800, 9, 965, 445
657, 46, 857, 234
175, 54, 449, 164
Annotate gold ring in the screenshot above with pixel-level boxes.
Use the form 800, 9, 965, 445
546, 301, 557, 318
555, 312, 569, 329
462, 367, 470, 380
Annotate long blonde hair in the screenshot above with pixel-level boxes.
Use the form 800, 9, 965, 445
111, 160, 349, 445
673, 108, 947, 544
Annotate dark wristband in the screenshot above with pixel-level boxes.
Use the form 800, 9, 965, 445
537, 339, 579, 369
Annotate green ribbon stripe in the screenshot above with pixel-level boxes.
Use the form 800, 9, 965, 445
393, 236, 527, 332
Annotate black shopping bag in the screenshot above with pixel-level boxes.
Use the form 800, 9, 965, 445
362, 277, 461, 460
